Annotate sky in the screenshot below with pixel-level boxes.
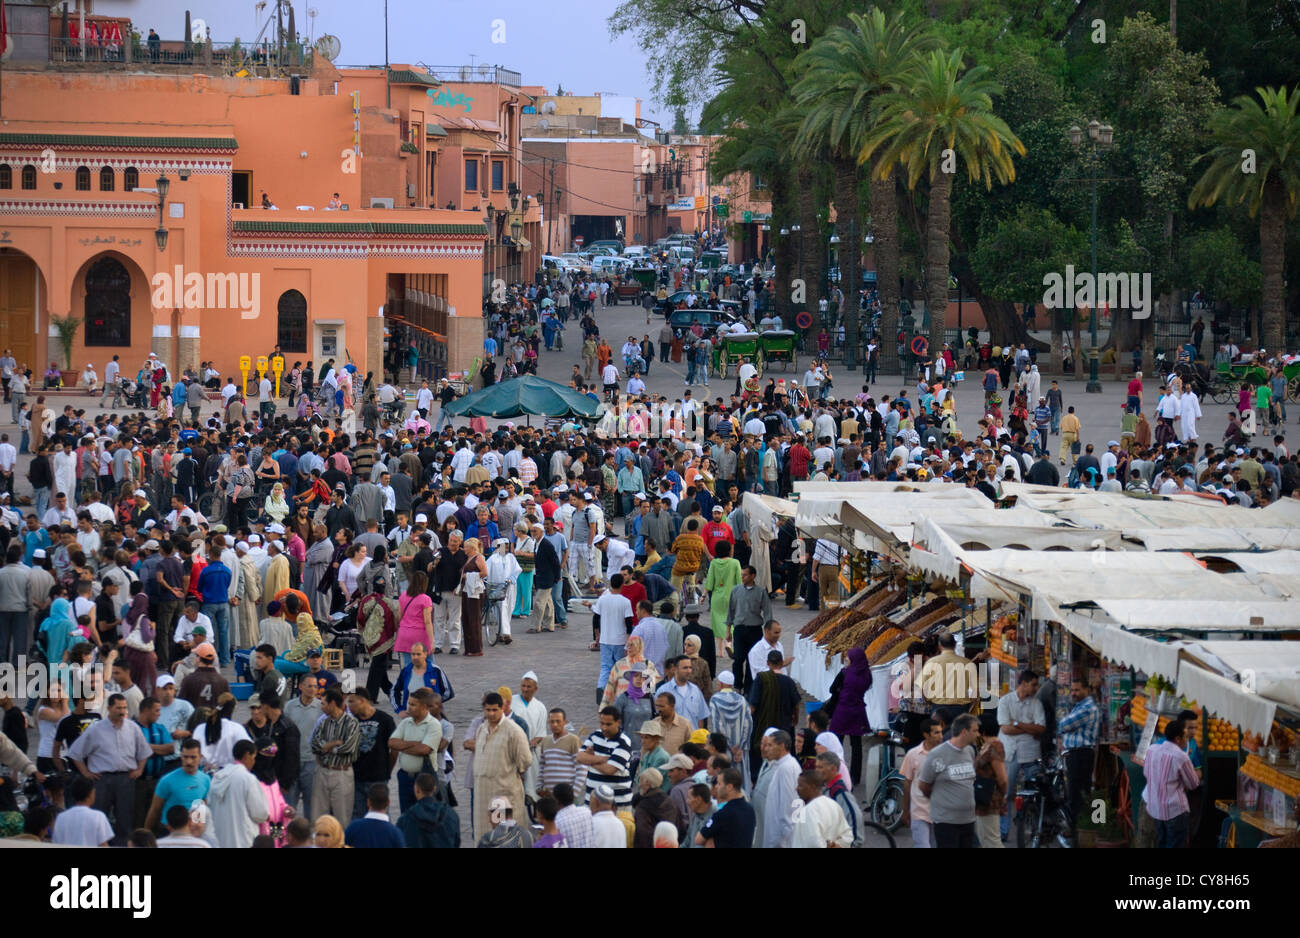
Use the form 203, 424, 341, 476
94, 0, 671, 124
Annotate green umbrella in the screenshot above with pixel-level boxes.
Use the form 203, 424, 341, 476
443, 375, 601, 419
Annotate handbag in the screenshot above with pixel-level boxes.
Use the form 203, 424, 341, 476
463, 570, 485, 599
1070, 440, 1081, 455
973, 773, 997, 807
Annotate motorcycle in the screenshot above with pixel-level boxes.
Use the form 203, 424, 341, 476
1013, 754, 1074, 848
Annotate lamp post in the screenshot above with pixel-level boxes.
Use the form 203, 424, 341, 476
155, 173, 171, 251
1069, 119, 1114, 394
484, 203, 496, 297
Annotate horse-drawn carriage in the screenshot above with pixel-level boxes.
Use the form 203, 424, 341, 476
760, 330, 797, 371
712, 332, 762, 378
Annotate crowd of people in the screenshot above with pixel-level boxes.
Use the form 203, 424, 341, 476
1, 244, 1298, 850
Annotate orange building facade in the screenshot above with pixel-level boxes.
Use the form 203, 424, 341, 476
0, 62, 513, 387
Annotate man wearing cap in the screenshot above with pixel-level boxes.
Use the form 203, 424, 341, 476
582, 781, 623, 848
178, 637, 229, 708
155, 675, 194, 771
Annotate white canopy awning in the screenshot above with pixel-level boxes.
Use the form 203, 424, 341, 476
1091, 598, 1300, 631
1176, 664, 1278, 739
1180, 641, 1300, 714
1100, 629, 1183, 681
1130, 528, 1300, 551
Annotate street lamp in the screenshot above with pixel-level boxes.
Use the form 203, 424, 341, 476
485, 203, 496, 293
1069, 119, 1114, 393
154, 174, 172, 251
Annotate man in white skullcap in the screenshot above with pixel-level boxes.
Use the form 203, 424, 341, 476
516, 670, 548, 799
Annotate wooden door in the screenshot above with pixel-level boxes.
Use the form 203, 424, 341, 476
0, 254, 37, 371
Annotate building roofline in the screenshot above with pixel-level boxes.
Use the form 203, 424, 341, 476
0, 134, 238, 151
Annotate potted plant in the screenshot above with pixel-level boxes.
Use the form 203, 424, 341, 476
50, 314, 84, 385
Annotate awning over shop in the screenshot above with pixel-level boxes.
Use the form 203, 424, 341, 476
1129, 528, 1300, 551
1100, 629, 1182, 682
1091, 598, 1300, 631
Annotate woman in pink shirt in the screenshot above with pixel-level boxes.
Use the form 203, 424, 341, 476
394, 570, 434, 668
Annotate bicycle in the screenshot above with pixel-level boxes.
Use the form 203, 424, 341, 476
483, 582, 508, 647
867, 728, 908, 832
860, 819, 898, 848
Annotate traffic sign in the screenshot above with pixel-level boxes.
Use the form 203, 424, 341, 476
715, 204, 729, 218
743, 211, 752, 223
911, 335, 929, 357
795, 311, 813, 329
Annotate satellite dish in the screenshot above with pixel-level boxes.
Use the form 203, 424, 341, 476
478, 65, 490, 80
537, 118, 549, 130
314, 34, 341, 61
541, 101, 557, 115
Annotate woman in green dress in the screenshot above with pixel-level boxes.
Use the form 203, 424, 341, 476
702, 540, 743, 660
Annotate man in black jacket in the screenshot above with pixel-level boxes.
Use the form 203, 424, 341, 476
1025, 452, 1060, 487
324, 485, 357, 538
529, 522, 561, 633
250, 691, 300, 799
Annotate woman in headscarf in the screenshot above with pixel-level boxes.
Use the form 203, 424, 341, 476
601, 634, 661, 707
312, 814, 347, 848
460, 537, 488, 657
813, 731, 852, 789
612, 666, 656, 738
682, 634, 713, 704
251, 737, 293, 848
263, 482, 291, 525
826, 646, 872, 788
119, 591, 157, 694
511, 522, 536, 620
192, 694, 252, 772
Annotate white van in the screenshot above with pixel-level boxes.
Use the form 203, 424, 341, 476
622, 245, 648, 259
591, 256, 630, 276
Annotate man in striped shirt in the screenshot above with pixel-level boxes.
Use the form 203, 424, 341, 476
1143, 718, 1200, 848
310, 686, 361, 823
538, 708, 582, 796
577, 707, 634, 807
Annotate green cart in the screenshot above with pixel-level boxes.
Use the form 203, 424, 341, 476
713, 332, 763, 378
760, 329, 797, 372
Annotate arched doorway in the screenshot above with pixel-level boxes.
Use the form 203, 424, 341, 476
0, 250, 39, 370
277, 290, 308, 353
83, 257, 133, 347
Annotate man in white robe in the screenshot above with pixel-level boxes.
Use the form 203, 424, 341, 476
485, 539, 522, 641
791, 770, 854, 848
515, 671, 548, 799
1179, 389, 1203, 442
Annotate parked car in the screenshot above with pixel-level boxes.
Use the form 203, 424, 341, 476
588, 239, 624, 254
622, 245, 649, 259
560, 253, 592, 273
668, 307, 744, 332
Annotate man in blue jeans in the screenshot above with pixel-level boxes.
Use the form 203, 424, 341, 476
196, 546, 234, 668
998, 669, 1046, 841
586, 574, 634, 707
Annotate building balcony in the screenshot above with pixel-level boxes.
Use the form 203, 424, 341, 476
421, 65, 522, 88
46, 36, 315, 75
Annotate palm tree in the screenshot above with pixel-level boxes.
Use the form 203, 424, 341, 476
1189, 86, 1300, 353
704, 46, 796, 324
792, 8, 937, 370
860, 49, 1025, 353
